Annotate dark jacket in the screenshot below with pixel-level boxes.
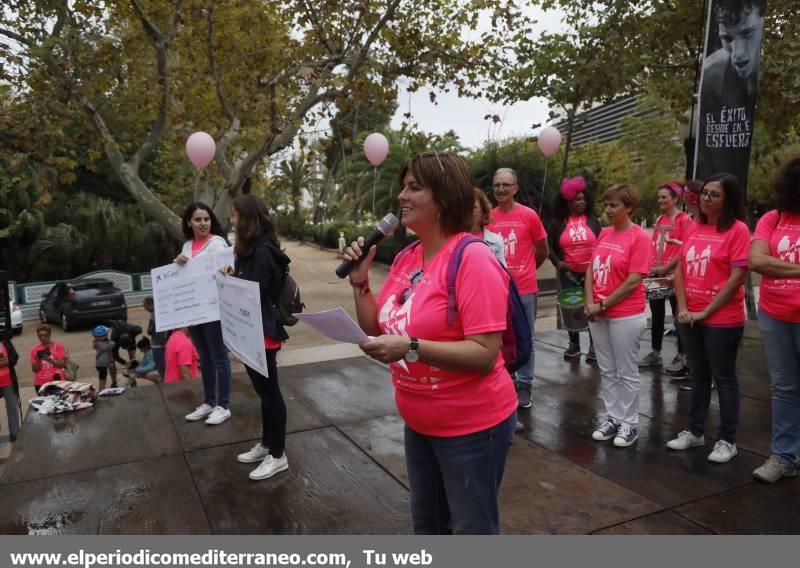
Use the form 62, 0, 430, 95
547, 216, 603, 268
234, 234, 290, 343
108, 320, 143, 364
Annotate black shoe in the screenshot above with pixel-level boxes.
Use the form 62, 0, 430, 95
586, 348, 597, 363
516, 384, 532, 409
666, 366, 690, 379
564, 343, 581, 359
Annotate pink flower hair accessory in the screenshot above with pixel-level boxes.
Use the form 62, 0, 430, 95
560, 176, 587, 201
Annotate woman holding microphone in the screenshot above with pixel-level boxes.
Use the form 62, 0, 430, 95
343, 151, 516, 534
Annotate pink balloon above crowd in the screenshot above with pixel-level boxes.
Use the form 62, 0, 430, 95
185, 132, 216, 170
364, 133, 390, 167
537, 126, 562, 158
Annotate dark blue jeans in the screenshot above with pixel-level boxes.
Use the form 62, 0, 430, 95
189, 321, 232, 409
678, 323, 743, 443
245, 350, 286, 458
404, 411, 515, 535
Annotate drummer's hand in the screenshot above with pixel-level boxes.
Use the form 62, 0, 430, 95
651, 266, 665, 277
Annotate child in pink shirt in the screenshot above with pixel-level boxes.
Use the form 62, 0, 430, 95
164, 328, 199, 383
586, 184, 652, 449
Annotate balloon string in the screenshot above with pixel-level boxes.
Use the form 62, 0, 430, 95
372, 166, 377, 217
193, 169, 201, 202
539, 160, 549, 215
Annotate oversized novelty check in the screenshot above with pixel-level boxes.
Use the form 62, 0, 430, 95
151, 255, 220, 332
216, 275, 269, 377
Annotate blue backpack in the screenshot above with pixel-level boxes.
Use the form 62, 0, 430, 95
393, 236, 532, 374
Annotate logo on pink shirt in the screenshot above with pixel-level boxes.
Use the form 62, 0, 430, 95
776, 235, 800, 264
569, 222, 587, 242
592, 255, 611, 286
504, 229, 518, 257
685, 245, 712, 277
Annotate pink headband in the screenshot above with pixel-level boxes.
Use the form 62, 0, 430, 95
560, 176, 587, 201
658, 182, 685, 197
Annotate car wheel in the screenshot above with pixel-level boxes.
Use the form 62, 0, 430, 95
61, 312, 71, 332
39, 309, 47, 323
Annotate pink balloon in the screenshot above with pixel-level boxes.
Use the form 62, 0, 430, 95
363, 133, 390, 167
537, 126, 562, 158
185, 132, 216, 170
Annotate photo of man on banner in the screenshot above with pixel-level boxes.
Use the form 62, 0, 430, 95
695, 0, 767, 187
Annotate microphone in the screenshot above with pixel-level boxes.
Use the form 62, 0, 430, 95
335, 213, 400, 278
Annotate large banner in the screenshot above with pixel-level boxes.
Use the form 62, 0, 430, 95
694, 0, 767, 189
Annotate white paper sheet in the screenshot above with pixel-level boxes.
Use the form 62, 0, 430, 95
212, 247, 235, 273
216, 275, 269, 377
294, 307, 370, 344
151, 256, 220, 332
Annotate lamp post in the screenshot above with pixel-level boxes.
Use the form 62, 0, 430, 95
677, 98, 699, 181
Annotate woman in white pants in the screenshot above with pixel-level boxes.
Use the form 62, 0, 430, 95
585, 184, 652, 447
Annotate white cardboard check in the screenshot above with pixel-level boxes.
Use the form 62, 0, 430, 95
151, 256, 220, 332
216, 275, 269, 377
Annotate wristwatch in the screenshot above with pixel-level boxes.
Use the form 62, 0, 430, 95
599, 300, 607, 312
404, 337, 420, 363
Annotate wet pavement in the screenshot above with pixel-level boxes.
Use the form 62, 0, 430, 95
1, 328, 797, 534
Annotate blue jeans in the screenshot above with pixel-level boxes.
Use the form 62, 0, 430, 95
404, 412, 515, 535
516, 293, 538, 387
758, 311, 800, 466
189, 322, 232, 409
678, 323, 743, 443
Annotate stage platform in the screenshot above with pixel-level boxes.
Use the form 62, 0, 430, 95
0, 330, 797, 534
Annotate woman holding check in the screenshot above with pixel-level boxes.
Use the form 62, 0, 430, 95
344, 151, 516, 535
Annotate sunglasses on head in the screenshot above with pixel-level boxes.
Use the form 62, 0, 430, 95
399, 268, 424, 305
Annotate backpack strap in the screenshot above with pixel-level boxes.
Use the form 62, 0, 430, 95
446, 236, 487, 326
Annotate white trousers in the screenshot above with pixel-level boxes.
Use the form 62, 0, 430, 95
588, 313, 646, 427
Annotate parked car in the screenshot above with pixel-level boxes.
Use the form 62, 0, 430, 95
39, 278, 127, 331
0, 300, 23, 336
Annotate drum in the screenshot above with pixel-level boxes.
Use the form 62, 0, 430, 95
557, 287, 589, 332
644, 277, 674, 301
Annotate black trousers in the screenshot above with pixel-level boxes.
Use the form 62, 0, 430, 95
649, 295, 683, 353
245, 350, 286, 457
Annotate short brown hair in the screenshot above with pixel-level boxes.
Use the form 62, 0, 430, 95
474, 187, 493, 228
601, 184, 639, 210
398, 151, 474, 235
36, 324, 51, 335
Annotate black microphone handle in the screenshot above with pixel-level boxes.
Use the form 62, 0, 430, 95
335, 229, 388, 278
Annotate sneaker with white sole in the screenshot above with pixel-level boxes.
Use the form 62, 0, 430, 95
665, 353, 686, 373
613, 425, 638, 447
666, 430, 705, 450
638, 351, 662, 368
708, 440, 737, 463
237, 442, 269, 463
753, 455, 798, 483
185, 403, 214, 421
205, 406, 231, 425
592, 419, 618, 441
249, 454, 289, 480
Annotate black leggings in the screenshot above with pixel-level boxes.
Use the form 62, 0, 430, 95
650, 295, 683, 353
245, 350, 286, 458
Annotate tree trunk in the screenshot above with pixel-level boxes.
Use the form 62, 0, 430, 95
116, 164, 182, 241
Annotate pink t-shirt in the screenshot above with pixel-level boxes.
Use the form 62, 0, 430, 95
0, 343, 12, 388
753, 210, 800, 322
559, 215, 597, 273
489, 203, 547, 294
652, 211, 691, 270
164, 332, 199, 383
29, 342, 67, 386
681, 220, 749, 326
590, 226, 652, 318
376, 233, 517, 437
191, 236, 211, 257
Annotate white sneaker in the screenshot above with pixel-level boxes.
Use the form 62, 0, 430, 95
185, 403, 214, 421
708, 440, 737, 463
666, 430, 705, 450
249, 454, 289, 480
237, 442, 269, 463
205, 406, 231, 425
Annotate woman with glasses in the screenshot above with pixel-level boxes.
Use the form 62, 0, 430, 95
585, 184, 652, 448
344, 151, 517, 534
548, 176, 602, 360
639, 183, 692, 373
666, 174, 749, 464
750, 156, 800, 483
